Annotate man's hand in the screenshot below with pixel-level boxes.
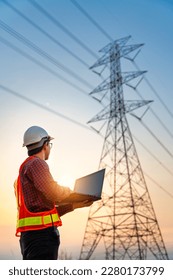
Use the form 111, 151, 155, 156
72, 200, 93, 210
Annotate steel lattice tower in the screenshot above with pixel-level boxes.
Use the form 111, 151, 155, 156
79, 36, 169, 260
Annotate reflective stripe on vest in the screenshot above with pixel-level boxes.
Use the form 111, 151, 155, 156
17, 213, 59, 228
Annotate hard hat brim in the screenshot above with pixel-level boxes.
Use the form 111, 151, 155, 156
24, 136, 54, 150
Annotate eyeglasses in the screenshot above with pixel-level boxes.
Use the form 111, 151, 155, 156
47, 142, 53, 149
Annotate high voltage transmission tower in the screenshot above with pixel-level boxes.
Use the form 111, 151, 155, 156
79, 36, 169, 260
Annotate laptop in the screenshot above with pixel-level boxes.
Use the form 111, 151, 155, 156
59, 169, 105, 204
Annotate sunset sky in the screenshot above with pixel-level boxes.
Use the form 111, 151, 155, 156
0, 0, 173, 259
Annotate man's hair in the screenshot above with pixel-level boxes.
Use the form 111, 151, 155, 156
27, 140, 49, 156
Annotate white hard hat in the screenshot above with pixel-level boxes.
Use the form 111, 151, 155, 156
23, 126, 54, 150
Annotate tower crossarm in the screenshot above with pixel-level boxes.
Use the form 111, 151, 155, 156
90, 71, 146, 94
122, 71, 147, 85
90, 44, 144, 69
88, 100, 152, 123
99, 36, 131, 53
124, 100, 153, 113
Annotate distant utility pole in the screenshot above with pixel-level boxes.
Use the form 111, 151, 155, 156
79, 36, 169, 260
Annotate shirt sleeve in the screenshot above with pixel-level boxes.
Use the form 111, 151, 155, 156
25, 158, 72, 203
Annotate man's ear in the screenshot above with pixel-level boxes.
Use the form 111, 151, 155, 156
43, 143, 47, 151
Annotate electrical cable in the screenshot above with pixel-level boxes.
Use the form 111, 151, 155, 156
2, 0, 90, 68
70, 0, 113, 41
144, 171, 173, 199
133, 134, 173, 177
0, 19, 93, 89
132, 114, 173, 159
133, 61, 173, 120
28, 0, 99, 59
0, 35, 88, 96
0, 84, 91, 131
134, 87, 173, 140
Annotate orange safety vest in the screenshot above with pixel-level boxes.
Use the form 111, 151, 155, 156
15, 156, 62, 237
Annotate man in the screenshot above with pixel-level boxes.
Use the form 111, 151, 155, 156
15, 125, 92, 260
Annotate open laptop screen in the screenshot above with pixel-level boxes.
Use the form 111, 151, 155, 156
58, 169, 105, 204
74, 169, 105, 197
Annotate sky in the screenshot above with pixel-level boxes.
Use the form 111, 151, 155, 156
0, 0, 173, 260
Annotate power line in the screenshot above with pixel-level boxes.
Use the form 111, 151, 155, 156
70, 0, 113, 41
133, 134, 173, 177
144, 171, 173, 199
28, 0, 98, 59
2, 0, 90, 68
0, 84, 91, 131
0, 35, 88, 96
132, 113, 173, 159
0, 19, 93, 89
134, 87, 173, 140
132, 61, 173, 120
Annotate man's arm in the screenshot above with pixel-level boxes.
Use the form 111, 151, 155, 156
56, 200, 93, 216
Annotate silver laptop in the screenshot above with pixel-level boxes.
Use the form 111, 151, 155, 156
59, 169, 105, 204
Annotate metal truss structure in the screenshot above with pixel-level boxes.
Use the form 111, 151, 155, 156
79, 36, 169, 260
